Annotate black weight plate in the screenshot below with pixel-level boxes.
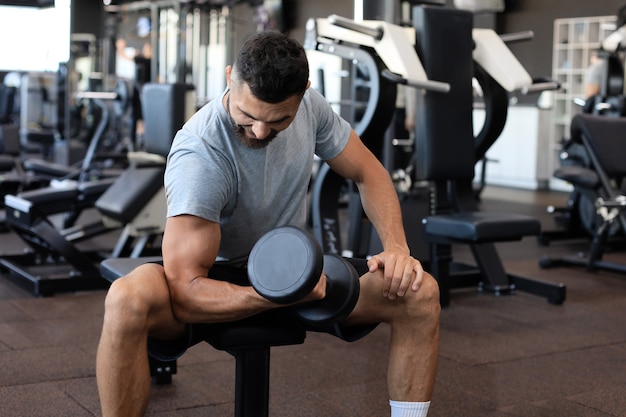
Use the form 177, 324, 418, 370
248, 226, 323, 304
296, 254, 360, 327
114, 79, 131, 117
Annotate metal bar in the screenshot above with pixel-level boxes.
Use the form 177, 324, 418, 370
328, 14, 383, 40
499, 31, 534, 43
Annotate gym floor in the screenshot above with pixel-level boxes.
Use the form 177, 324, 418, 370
1, 186, 625, 417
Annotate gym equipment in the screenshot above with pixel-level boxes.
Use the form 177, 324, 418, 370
539, 52, 625, 245
411, 5, 565, 306
248, 225, 360, 326
18, 72, 59, 159
0, 84, 17, 125
0, 79, 136, 222
540, 17, 626, 245
539, 114, 626, 274
21, 78, 135, 177
99, 226, 358, 411
99, 225, 360, 402
0, 92, 126, 236
0, 83, 194, 296
100, 256, 306, 416
305, 7, 565, 307
584, 52, 625, 117
0, 79, 136, 236
305, 13, 450, 259
305, 10, 560, 260
1, 125, 38, 232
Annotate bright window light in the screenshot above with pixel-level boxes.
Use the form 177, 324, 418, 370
0, 0, 71, 72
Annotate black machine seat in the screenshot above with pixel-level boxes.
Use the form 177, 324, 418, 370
0, 154, 13, 171
21, 127, 58, 156
24, 127, 57, 146
423, 212, 540, 242
4, 177, 115, 227
22, 159, 75, 178
5, 187, 79, 223
99, 256, 163, 281
553, 165, 600, 190
553, 113, 626, 192
0, 125, 18, 171
100, 257, 306, 417
540, 114, 626, 274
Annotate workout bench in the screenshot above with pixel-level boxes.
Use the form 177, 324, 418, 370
100, 225, 362, 416
100, 256, 307, 417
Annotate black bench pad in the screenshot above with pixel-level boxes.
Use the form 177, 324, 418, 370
423, 212, 540, 242
95, 166, 164, 224
100, 256, 163, 282
553, 165, 599, 189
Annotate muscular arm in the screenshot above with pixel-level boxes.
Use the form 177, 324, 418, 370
327, 130, 409, 255
161, 215, 276, 324
327, 130, 424, 297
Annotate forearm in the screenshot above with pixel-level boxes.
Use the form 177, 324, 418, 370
356, 169, 410, 254
169, 275, 276, 324
326, 131, 411, 254
162, 216, 278, 324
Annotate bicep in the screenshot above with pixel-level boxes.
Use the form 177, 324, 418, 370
326, 129, 385, 183
162, 215, 221, 284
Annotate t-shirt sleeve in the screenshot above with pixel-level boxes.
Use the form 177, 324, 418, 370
164, 131, 233, 222
308, 89, 352, 161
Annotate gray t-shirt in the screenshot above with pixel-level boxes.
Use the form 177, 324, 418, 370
585, 59, 607, 90
165, 88, 351, 262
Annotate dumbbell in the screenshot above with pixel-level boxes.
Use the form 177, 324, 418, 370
247, 225, 360, 327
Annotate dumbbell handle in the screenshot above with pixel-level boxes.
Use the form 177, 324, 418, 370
295, 254, 360, 326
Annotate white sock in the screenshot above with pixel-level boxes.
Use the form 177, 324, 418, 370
389, 400, 430, 417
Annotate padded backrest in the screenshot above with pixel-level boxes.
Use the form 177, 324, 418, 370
0, 124, 20, 156
412, 6, 475, 182
95, 165, 165, 223
0, 85, 16, 122
141, 83, 194, 157
571, 113, 626, 179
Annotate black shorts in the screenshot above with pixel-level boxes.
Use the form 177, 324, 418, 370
147, 258, 379, 362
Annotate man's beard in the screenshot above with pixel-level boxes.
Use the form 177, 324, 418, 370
226, 94, 278, 149
232, 122, 278, 149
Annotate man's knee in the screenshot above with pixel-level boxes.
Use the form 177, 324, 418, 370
406, 272, 441, 321
104, 263, 164, 324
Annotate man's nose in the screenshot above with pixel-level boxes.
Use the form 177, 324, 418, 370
251, 121, 271, 139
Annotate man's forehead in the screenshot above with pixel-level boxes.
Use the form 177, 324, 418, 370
230, 86, 300, 123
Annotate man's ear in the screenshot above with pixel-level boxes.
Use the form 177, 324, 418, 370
225, 65, 232, 87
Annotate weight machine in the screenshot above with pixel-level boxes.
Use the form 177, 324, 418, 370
539, 17, 626, 246
306, 5, 565, 305
539, 114, 626, 275
305, 13, 449, 259
0, 83, 194, 296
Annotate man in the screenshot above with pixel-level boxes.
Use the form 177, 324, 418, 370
96, 30, 440, 417
584, 50, 606, 100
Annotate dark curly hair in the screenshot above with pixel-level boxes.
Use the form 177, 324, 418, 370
232, 30, 309, 103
